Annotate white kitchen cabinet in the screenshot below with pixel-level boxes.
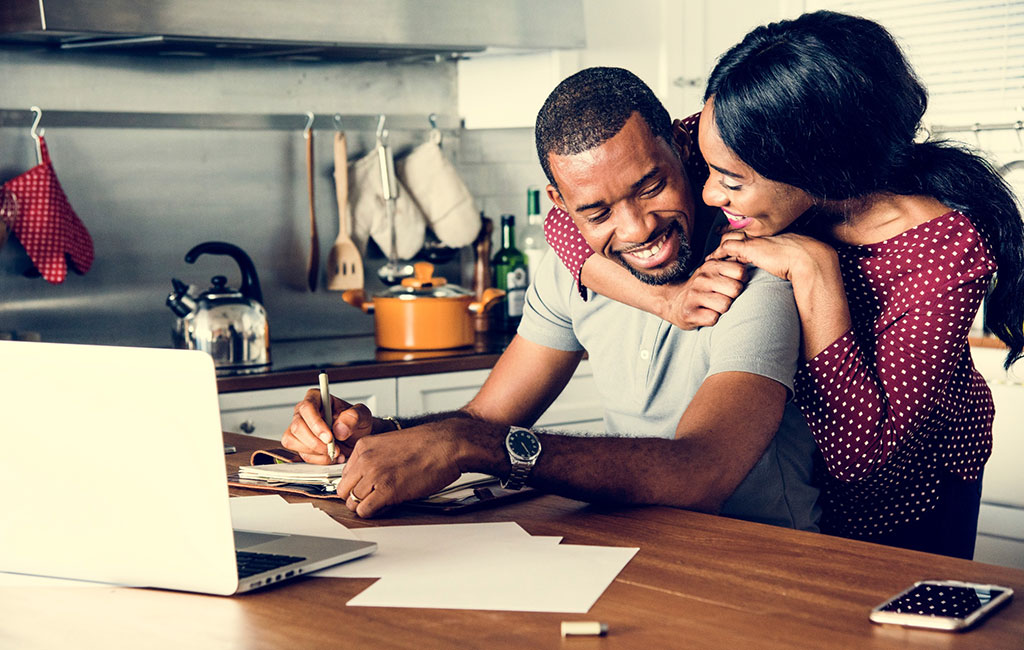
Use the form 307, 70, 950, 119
396, 361, 604, 433
218, 378, 397, 441
457, 0, 796, 129
970, 345, 1024, 568
219, 361, 603, 441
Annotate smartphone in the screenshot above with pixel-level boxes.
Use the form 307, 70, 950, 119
869, 580, 1014, 631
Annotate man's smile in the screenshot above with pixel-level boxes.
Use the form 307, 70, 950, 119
617, 226, 678, 268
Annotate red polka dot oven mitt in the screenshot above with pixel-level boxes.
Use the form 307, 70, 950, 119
2, 136, 94, 284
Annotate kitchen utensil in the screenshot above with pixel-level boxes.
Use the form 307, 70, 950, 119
2, 126, 94, 284
396, 138, 480, 248
374, 120, 414, 285
472, 214, 494, 332
325, 131, 364, 291
304, 113, 318, 291
166, 241, 270, 374
342, 261, 503, 350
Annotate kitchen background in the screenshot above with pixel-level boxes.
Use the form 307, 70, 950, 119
2, 0, 1022, 567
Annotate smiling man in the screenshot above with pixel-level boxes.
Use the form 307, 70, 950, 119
282, 67, 820, 529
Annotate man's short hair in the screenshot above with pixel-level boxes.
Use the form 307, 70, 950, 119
535, 67, 673, 189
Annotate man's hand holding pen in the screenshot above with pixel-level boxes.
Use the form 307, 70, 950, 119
284, 386, 377, 465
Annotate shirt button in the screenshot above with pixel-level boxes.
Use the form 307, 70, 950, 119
639, 349, 650, 360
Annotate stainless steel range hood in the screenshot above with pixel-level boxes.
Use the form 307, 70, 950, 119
0, 0, 585, 61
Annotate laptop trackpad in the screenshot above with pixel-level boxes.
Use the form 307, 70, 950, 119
234, 530, 288, 549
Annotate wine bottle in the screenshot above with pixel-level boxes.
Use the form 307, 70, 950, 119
492, 214, 529, 331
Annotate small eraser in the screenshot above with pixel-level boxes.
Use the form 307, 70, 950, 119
560, 621, 608, 637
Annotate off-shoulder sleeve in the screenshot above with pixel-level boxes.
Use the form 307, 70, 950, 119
543, 205, 594, 300
794, 219, 995, 484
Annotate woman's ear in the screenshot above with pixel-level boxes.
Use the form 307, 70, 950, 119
672, 119, 692, 163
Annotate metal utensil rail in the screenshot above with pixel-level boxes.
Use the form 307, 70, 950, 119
0, 108, 461, 132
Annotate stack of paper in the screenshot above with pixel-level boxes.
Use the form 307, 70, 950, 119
336, 522, 638, 613
237, 463, 345, 486
231, 496, 637, 613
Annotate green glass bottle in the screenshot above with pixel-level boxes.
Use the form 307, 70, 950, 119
492, 214, 529, 331
521, 186, 548, 284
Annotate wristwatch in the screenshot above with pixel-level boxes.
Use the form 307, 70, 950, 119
501, 426, 542, 490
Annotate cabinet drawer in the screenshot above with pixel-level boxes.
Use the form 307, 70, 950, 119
219, 378, 397, 440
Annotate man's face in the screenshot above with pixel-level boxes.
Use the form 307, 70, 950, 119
546, 113, 697, 285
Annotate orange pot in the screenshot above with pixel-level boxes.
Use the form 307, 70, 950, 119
342, 262, 504, 350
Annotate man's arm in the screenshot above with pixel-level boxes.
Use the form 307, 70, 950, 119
282, 335, 583, 463
336, 365, 785, 517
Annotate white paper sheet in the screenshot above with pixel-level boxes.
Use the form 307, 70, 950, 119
314, 521, 531, 578
347, 541, 638, 613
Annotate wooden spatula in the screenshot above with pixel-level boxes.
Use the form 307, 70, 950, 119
305, 122, 319, 292
326, 131, 364, 291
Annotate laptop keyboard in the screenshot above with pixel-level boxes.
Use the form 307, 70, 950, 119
236, 551, 306, 578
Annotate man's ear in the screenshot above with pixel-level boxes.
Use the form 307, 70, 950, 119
671, 119, 692, 164
545, 183, 567, 212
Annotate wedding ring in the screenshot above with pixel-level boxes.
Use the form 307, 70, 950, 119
349, 493, 363, 504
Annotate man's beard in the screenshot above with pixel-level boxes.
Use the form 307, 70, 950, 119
613, 220, 692, 286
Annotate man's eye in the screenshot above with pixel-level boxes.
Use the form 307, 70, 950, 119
640, 179, 666, 198
585, 210, 610, 224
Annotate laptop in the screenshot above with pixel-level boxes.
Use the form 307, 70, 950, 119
0, 340, 376, 595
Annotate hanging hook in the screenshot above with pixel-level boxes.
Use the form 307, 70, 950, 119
375, 114, 387, 143
29, 105, 43, 164
1015, 121, 1023, 152
303, 111, 315, 135
332, 113, 344, 131
428, 112, 442, 147
971, 122, 982, 148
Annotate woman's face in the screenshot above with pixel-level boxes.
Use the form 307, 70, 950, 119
698, 98, 813, 236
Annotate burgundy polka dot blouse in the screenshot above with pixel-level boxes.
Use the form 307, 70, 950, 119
541, 111, 996, 542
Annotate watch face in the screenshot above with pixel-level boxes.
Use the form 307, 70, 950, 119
507, 428, 541, 460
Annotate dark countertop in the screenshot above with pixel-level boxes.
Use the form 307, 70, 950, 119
216, 331, 517, 393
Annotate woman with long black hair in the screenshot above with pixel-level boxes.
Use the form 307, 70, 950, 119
543, 10, 1024, 558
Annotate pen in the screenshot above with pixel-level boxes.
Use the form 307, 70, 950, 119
318, 371, 336, 461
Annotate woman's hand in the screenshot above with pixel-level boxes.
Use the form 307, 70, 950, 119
658, 258, 749, 329
707, 231, 829, 282
709, 231, 850, 359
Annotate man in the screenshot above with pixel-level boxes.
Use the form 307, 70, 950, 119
283, 67, 820, 530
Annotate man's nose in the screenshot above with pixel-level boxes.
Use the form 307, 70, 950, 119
615, 201, 656, 242
702, 177, 727, 207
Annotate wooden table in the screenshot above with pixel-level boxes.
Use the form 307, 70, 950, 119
2, 432, 1022, 650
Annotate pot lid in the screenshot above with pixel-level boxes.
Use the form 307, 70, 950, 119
376, 262, 473, 299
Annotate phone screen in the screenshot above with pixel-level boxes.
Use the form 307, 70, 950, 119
877, 583, 1007, 618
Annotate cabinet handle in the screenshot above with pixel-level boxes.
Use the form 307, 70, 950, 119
239, 420, 256, 434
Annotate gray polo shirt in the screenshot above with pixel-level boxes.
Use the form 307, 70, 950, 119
518, 249, 820, 531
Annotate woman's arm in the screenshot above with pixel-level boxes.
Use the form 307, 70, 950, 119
543, 206, 748, 329
710, 228, 993, 482
710, 231, 850, 359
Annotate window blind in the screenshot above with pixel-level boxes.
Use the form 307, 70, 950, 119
809, 0, 1024, 124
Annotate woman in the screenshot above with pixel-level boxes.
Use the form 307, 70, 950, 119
543, 10, 1024, 558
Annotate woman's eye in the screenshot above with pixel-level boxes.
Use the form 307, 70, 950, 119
720, 180, 743, 192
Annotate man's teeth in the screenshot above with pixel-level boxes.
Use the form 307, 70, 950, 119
631, 239, 663, 259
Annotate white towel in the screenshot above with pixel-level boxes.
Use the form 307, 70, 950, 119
397, 141, 481, 248
348, 148, 426, 260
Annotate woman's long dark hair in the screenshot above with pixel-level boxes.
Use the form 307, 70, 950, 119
705, 10, 1024, 368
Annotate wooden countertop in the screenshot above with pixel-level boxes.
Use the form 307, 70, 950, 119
4, 431, 1019, 650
